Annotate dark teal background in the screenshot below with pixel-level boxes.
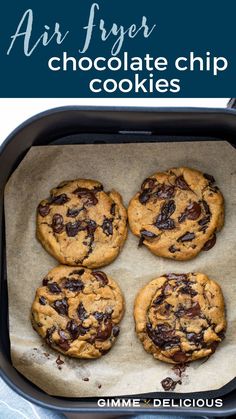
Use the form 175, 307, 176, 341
0, 0, 235, 97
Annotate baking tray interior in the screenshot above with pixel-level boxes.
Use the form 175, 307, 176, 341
0, 107, 236, 415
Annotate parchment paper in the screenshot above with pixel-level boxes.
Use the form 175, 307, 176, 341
4, 141, 236, 397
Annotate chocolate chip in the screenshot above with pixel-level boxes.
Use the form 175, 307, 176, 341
175, 306, 186, 318
69, 269, 85, 276
179, 202, 201, 223
67, 208, 82, 218
186, 202, 201, 220
178, 212, 187, 223
139, 189, 151, 204
218, 330, 225, 340
146, 323, 180, 349
66, 320, 80, 339
110, 203, 116, 216
179, 284, 197, 297
42, 278, 49, 286
47, 282, 61, 294
45, 326, 56, 345
204, 173, 215, 184
202, 200, 211, 215
38, 203, 50, 217
155, 200, 176, 230
163, 200, 176, 218
73, 188, 98, 206
77, 325, 90, 336
96, 319, 113, 341
165, 273, 187, 281
57, 337, 70, 351
64, 278, 84, 292
156, 218, 175, 231
209, 341, 219, 353
176, 302, 201, 318
86, 220, 97, 236
153, 295, 165, 306
94, 183, 103, 192
59, 330, 68, 340
39, 296, 47, 305
50, 194, 69, 205
161, 377, 180, 391
66, 221, 83, 237
186, 302, 201, 318
52, 298, 68, 315
202, 234, 216, 251
210, 186, 219, 193
156, 185, 175, 199
140, 229, 158, 241
52, 214, 64, 233
198, 215, 210, 227
177, 232, 195, 242
163, 303, 172, 313
93, 311, 104, 321
141, 178, 156, 190
169, 245, 180, 253
77, 302, 88, 320
102, 218, 113, 236
187, 332, 203, 345
175, 175, 190, 190
138, 236, 145, 247
92, 271, 108, 286
112, 325, 120, 337
171, 351, 188, 363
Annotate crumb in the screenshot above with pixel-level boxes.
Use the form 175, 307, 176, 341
56, 355, 64, 367
172, 362, 188, 377
43, 352, 50, 358
161, 362, 189, 391
161, 377, 181, 391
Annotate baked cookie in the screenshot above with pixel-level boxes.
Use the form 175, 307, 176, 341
37, 179, 127, 268
31, 265, 124, 358
134, 273, 226, 364
128, 167, 224, 260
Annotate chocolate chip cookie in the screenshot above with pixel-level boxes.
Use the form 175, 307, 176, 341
128, 167, 224, 260
37, 179, 127, 268
31, 265, 124, 358
134, 273, 226, 364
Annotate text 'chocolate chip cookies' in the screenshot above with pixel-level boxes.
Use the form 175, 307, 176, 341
37, 179, 127, 268
31, 265, 124, 359
134, 273, 226, 364
128, 167, 224, 260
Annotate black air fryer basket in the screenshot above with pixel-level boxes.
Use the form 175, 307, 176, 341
0, 102, 236, 416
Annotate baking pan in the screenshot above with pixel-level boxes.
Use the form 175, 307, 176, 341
0, 103, 236, 416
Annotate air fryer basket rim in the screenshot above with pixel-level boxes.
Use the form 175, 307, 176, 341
1, 103, 236, 156
0, 105, 236, 415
